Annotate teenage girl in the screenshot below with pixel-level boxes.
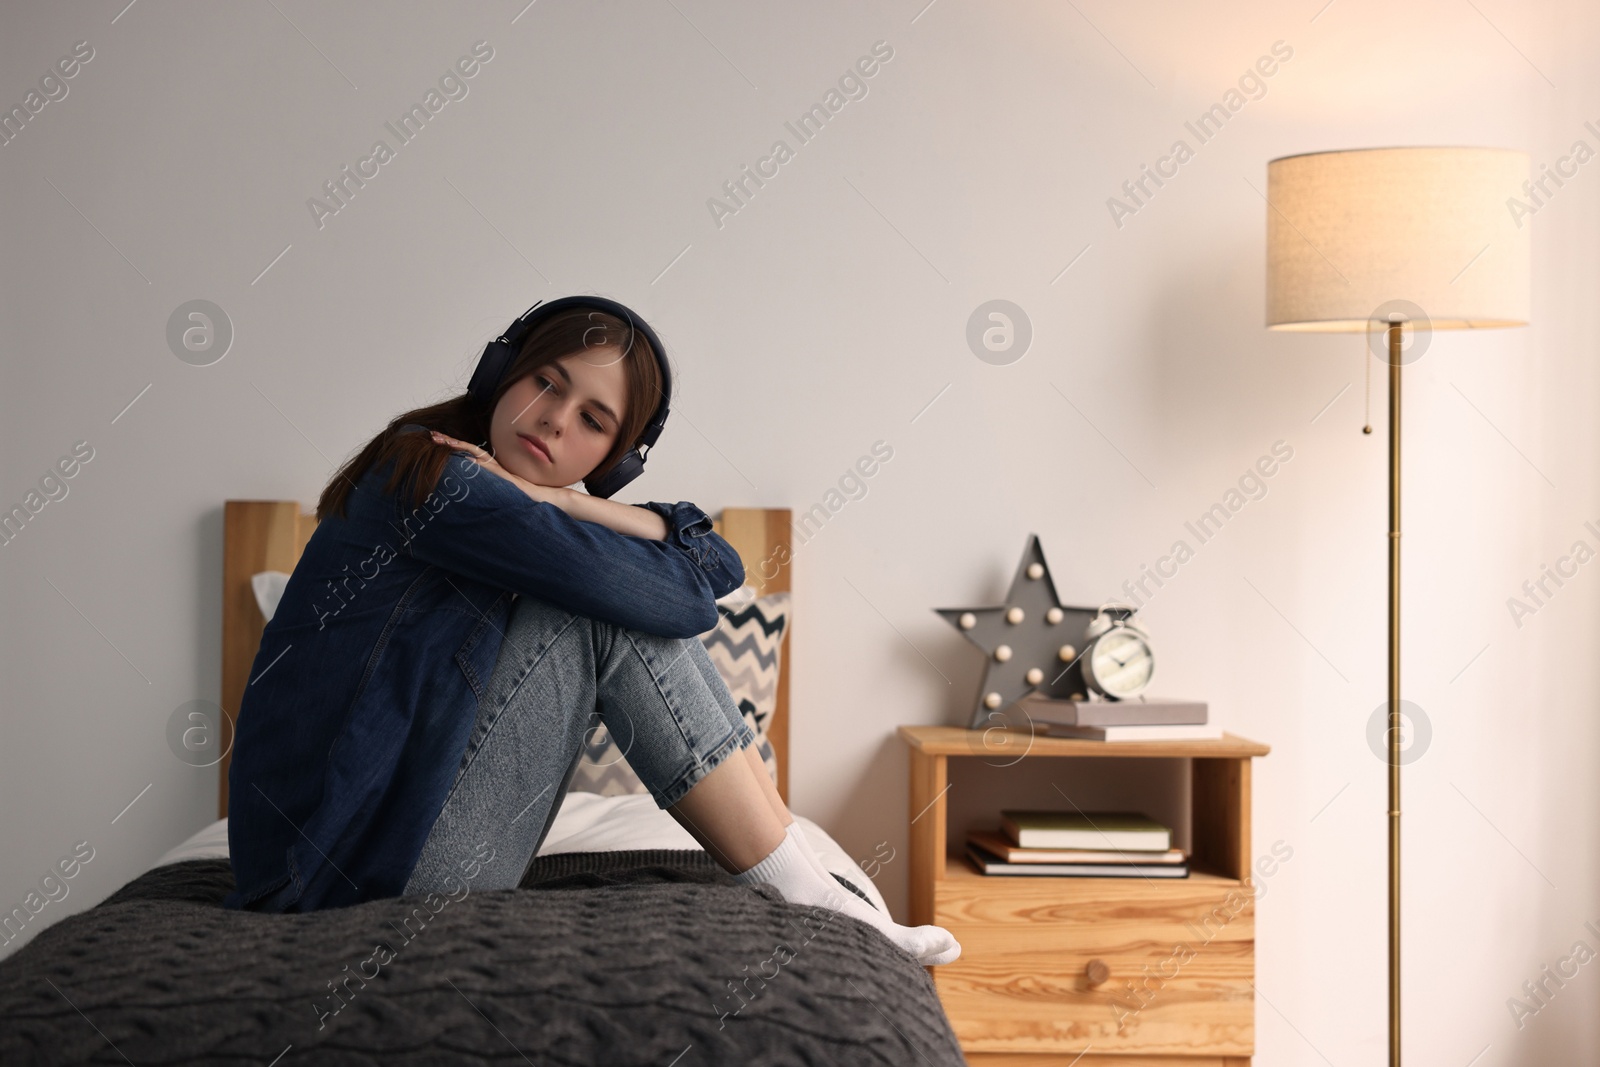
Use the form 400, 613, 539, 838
222, 296, 960, 966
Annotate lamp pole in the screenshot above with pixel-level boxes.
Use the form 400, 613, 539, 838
1387, 320, 1403, 1066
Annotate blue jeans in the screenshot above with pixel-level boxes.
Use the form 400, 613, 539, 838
402, 592, 756, 895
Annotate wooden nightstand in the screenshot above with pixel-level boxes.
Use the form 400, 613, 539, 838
899, 725, 1271, 1066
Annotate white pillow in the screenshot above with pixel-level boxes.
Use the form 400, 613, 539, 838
251, 570, 292, 622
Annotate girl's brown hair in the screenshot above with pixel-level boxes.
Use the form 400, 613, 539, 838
315, 305, 665, 522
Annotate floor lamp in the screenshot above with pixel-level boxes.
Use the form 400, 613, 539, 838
1262, 146, 1530, 1064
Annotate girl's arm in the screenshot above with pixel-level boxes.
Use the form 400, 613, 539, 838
429, 431, 671, 540
403, 440, 744, 637
559, 489, 667, 539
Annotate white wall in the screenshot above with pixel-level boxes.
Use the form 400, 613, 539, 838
3, 0, 1596, 1060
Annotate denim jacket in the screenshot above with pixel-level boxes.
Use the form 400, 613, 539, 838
222, 432, 744, 913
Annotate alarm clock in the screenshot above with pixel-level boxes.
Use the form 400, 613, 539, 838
1080, 605, 1154, 700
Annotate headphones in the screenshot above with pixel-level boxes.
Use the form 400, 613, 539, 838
468, 295, 672, 499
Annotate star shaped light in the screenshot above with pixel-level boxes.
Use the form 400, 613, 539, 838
934, 534, 1101, 729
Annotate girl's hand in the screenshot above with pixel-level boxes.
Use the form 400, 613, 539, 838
430, 431, 567, 507
428, 430, 665, 539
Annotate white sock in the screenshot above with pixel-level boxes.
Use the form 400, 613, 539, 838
784, 821, 861, 904
781, 822, 961, 964
733, 830, 962, 965
781, 821, 965, 964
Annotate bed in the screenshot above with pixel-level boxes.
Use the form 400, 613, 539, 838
0, 503, 964, 1066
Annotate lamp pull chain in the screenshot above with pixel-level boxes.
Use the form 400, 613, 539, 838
1363, 321, 1374, 434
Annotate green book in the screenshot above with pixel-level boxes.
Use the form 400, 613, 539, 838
1000, 810, 1171, 851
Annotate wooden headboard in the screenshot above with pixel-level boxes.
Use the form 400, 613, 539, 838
219, 503, 794, 818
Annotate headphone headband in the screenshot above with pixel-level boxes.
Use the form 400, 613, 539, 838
467, 296, 672, 498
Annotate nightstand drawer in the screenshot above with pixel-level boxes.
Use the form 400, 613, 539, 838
932, 863, 1255, 1057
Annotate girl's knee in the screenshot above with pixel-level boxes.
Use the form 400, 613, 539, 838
509, 593, 576, 625
622, 629, 700, 675
505, 595, 597, 650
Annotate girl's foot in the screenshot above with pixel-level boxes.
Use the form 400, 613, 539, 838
733, 829, 961, 965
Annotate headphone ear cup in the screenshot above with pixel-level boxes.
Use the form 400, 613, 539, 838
583, 448, 645, 500
469, 337, 514, 404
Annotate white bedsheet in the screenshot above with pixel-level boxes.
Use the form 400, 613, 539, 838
150, 792, 889, 915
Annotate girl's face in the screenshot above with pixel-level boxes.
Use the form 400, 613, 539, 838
489, 347, 629, 487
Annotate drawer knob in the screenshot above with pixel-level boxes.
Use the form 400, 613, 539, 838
1084, 958, 1110, 988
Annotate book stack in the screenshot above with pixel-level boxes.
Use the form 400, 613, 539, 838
1020, 693, 1224, 742
965, 810, 1189, 878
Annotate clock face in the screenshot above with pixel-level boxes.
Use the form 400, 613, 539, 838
1088, 627, 1154, 698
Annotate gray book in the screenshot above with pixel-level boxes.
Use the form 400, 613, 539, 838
1020, 693, 1207, 727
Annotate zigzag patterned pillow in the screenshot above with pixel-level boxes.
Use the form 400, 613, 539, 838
566, 587, 791, 797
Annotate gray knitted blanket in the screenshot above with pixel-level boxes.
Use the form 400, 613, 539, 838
0, 851, 964, 1066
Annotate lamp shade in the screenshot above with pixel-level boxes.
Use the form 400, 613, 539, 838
1266, 146, 1530, 331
